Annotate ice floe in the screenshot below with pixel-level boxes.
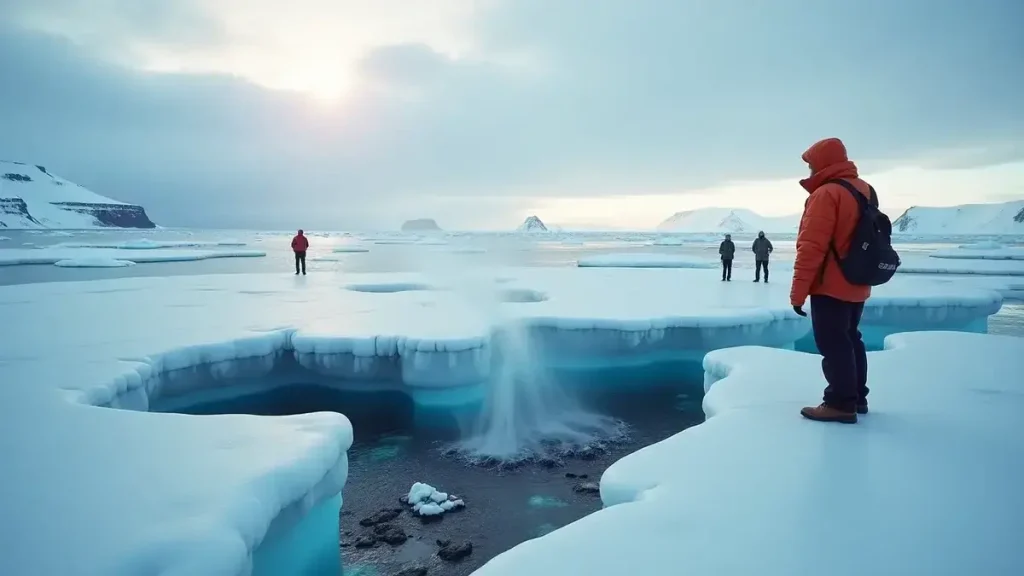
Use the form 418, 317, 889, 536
0, 247, 266, 266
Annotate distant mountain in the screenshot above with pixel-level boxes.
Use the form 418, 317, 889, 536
892, 200, 1024, 235
401, 218, 442, 232
657, 208, 799, 234
517, 215, 549, 232
0, 161, 156, 229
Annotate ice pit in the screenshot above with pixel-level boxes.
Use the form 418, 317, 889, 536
0, 268, 1010, 576
345, 281, 436, 293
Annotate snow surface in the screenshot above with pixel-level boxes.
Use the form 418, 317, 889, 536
577, 253, 719, 269
0, 268, 1007, 574
898, 254, 1024, 276
57, 238, 248, 249
657, 207, 799, 233
0, 160, 141, 229
929, 246, 1024, 261
579, 251, 1024, 277
53, 258, 136, 268
474, 331, 1024, 576
893, 199, 1024, 235
0, 247, 266, 266
331, 246, 371, 253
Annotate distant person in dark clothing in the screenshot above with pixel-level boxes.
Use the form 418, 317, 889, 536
752, 231, 773, 282
718, 234, 735, 281
291, 229, 309, 275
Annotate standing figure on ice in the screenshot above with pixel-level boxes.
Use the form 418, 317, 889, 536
291, 229, 309, 275
752, 231, 773, 282
718, 234, 735, 281
790, 137, 900, 424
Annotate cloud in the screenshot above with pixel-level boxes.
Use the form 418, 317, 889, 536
0, 0, 1022, 230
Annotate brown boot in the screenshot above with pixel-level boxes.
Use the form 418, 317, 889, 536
800, 403, 857, 424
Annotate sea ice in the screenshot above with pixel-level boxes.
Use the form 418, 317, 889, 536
57, 238, 248, 249
0, 267, 1007, 574
576, 253, 718, 268
53, 257, 136, 268
0, 247, 266, 266
897, 253, 1024, 276
0, 235, 10, 240
473, 331, 1024, 576
331, 246, 371, 253
929, 246, 1024, 261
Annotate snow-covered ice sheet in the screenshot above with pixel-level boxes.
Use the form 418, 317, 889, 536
0, 267, 1006, 574
929, 246, 1024, 261
473, 331, 1024, 576
577, 253, 718, 269
0, 247, 266, 266
54, 257, 136, 268
898, 253, 1024, 276
56, 238, 248, 249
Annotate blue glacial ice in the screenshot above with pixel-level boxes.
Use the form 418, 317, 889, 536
0, 265, 1011, 575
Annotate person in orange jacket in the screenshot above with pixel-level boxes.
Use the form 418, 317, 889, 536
291, 229, 309, 275
790, 138, 874, 424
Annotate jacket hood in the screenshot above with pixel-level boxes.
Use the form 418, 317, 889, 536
799, 137, 858, 193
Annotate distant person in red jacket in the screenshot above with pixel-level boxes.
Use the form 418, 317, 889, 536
291, 229, 309, 275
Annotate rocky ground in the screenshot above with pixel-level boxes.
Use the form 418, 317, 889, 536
337, 385, 704, 576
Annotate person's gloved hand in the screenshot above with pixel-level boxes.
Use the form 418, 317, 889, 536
793, 305, 807, 317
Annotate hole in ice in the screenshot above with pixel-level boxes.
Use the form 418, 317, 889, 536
135, 350, 704, 575
344, 282, 434, 293
498, 288, 547, 303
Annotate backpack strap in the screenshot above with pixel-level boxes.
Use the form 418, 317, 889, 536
821, 178, 877, 266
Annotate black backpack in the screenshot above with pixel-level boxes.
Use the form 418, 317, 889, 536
826, 179, 901, 286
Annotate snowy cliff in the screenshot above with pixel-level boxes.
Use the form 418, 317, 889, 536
657, 208, 799, 233
517, 215, 549, 232
0, 161, 155, 229
892, 200, 1024, 235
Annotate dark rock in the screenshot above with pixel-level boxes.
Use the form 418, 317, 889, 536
537, 457, 561, 469
373, 524, 408, 546
394, 567, 428, 576
359, 508, 402, 527
341, 509, 352, 516
565, 472, 577, 479
579, 474, 589, 479
573, 482, 601, 495
353, 534, 378, 548
438, 541, 473, 562
576, 446, 601, 460
398, 495, 409, 505
418, 512, 444, 524
436, 539, 451, 548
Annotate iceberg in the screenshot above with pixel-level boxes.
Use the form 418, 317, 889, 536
473, 331, 1024, 576
0, 267, 1008, 574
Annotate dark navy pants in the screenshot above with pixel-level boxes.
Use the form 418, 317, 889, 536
721, 259, 732, 280
755, 260, 769, 281
810, 295, 868, 411
294, 251, 306, 274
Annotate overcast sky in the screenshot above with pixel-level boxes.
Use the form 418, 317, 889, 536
1, 0, 1022, 230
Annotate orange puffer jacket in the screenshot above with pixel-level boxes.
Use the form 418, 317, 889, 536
790, 138, 873, 306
